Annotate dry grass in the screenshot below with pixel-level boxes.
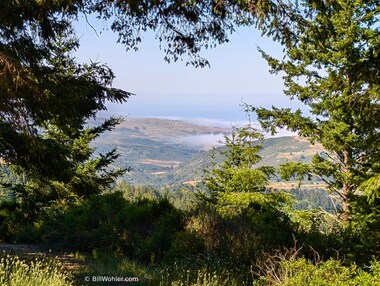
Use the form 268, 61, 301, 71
0, 244, 84, 272
138, 159, 181, 168
269, 182, 327, 190
181, 180, 200, 186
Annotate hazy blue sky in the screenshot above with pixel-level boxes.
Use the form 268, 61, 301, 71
73, 15, 305, 123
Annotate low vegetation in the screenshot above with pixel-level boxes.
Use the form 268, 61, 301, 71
0, 255, 73, 286
255, 255, 380, 286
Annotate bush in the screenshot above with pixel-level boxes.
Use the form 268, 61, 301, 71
289, 209, 346, 261
188, 200, 294, 265
344, 195, 380, 265
0, 198, 45, 244
126, 198, 185, 263
39, 192, 185, 263
254, 254, 380, 286
164, 231, 206, 262
38, 192, 129, 251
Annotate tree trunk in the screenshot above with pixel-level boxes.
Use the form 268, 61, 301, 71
341, 150, 351, 222
341, 184, 350, 222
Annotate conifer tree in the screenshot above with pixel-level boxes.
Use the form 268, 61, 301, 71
1, 33, 128, 214
0, 0, 288, 179
201, 122, 282, 208
249, 0, 380, 221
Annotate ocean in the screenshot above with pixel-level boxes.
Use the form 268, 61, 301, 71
103, 92, 307, 128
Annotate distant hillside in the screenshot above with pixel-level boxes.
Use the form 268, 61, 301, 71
92, 117, 230, 187
165, 135, 325, 188
92, 117, 326, 189
259, 136, 324, 166
95, 117, 230, 144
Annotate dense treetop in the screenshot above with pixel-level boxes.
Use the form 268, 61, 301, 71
0, 0, 296, 180
250, 0, 380, 220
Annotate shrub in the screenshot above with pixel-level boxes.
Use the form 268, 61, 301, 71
121, 197, 185, 263
164, 231, 206, 262
39, 192, 185, 263
254, 252, 380, 286
289, 209, 346, 261
188, 201, 294, 265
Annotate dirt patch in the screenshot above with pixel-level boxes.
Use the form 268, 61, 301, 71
181, 180, 200, 186
137, 159, 181, 168
269, 182, 327, 190
0, 243, 84, 271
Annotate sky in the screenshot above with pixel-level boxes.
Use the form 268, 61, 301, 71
73, 15, 306, 126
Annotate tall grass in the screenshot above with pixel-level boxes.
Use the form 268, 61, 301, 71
253, 252, 380, 286
75, 251, 252, 286
156, 268, 247, 286
0, 255, 73, 286
151, 259, 252, 286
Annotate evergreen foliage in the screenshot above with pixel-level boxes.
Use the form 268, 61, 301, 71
0, 26, 131, 180
195, 123, 294, 264
0, 0, 295, 220
249, 0, 380, 222
200, 124, 276, 204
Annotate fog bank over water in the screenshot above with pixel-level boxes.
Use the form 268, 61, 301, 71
173, 133, 226, 150
100, 93, 302, 141
174, 126, 295, 150
105, 92, 309, 123
172, 128, 296, 150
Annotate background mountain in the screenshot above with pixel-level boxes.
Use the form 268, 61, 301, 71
92, 117, 326, 190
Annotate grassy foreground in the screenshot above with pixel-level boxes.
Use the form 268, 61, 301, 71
0, 255, 72, 286
2, 249, 380, 286
0, 250, 248, 286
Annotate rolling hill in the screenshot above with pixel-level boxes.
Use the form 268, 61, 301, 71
92, 117, 325, 189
